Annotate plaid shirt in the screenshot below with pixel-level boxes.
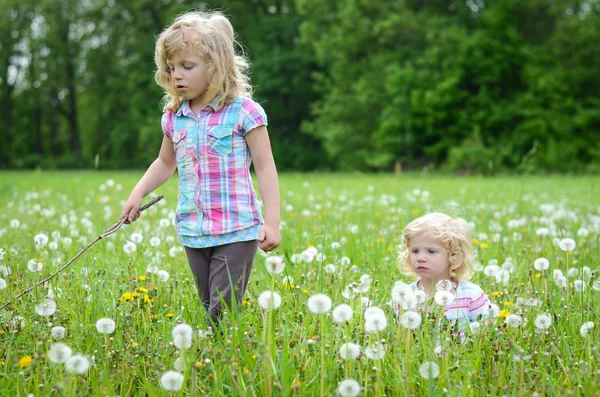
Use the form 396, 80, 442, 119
162, 96, 267, 245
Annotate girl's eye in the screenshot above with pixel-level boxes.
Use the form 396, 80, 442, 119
183, 65, 193, 70
428, 250, 436, 254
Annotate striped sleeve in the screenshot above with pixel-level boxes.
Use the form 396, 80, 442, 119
468, 288, 490, 321
238, 98, 268, 136
161, 111, 174, 140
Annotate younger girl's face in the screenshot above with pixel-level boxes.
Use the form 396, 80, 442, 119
167, 49, 211, 108
408, 232, 451, 283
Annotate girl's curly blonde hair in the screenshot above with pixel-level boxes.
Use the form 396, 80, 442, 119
399, 213, 474, 281
154, 11, 253, 112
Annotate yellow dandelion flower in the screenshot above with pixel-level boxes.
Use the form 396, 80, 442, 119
18, 356, 32, 368
499, 310, 510, 319
132, 292, 140, 299
151, 314, 158, 321
480, 243, 489, 249
568, 251, 573, 256
301, 289, 308, 294
243, 299, 251, 305
472, 238, 479, 245
251, 354, 257, 359
143, 294, 152, 303
503, 301, 514, 307
138, 275, 147, 281
120, 292, 133, 302
138, 287, 149, 293
131, 341, 138, 348
535, 273, 542, 279
491, 291, 503, 297
166, 313, 174, 318
0, 361, 5, 365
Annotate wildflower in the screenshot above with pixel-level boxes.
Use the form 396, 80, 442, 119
147, 264, 159, 274
130, 233, 143, 243
558, 238, 576, 252
172, 323, 193, 349
149, 237, 161, 247
258, 290, 282, 310
505, 314, 523, 328
47, 343, 72, 363
160, 370, 184, 391
157, 270, 170, 282
484, 265, 500, 277
139, 275, 147, 281
49, 326, 65, 340
469, 321, 481, 334
166, 313, 175, 318
363, 343, 386, 360
0, 265, 10, 276
534, 314, 552, 330
95, 318, 116, 334
573, 280, 586, 292
174, 357, 186, 372
332, 304, 353, 323
580, 322, 594, 337
339, 343, 361, 360
485, 303, 500, 318
35, 299, 57, 317
65, 355, 90, 374
0, 278, 6, 290
331, 242, 341, 250
18, 356, 32, 368
592, 280, 600, 291
144, 295, 152, 303
264, 255, 285, 275
419, 361, 440, 379
364, 313, 388, 333
159, 218, 171, 228
10, 219, 20, 228
34, 233, 49, 248
0, 248, 5, 260
434, 291, 455, 306
400, 311, 422, 330
495, 270, 510, 284
491, 291, 503, 297
364, 306, 385, 318
324, 264, 336, 274
307, 293, 332, 314
27, 259, 43, 272
435, 279, 454, 292
338, 379, 361, 397
123, 241, 137, 254
499, 310, 510, 318
533, 258, 550, 271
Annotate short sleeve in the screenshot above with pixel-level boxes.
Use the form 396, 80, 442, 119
161, 111, 174, 140
468, 289, 490, 321
238, 99, 268, 136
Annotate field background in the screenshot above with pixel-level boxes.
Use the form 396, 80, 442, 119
0, 171, 599, 396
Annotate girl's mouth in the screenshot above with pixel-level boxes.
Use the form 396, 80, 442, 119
176, 85, 186, 91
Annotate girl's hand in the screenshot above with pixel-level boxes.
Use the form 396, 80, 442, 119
258, 223, 281, 252
120, 193, 143, 224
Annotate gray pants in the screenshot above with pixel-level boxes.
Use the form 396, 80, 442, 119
184, 240, 258, 326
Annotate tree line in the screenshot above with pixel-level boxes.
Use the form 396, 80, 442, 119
1, 0, 599, 173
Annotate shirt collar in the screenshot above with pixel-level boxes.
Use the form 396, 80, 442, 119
175, 95, 221, 117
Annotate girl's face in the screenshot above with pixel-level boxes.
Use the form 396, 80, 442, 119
167, 49, 211, 109
408, 232, 452, 284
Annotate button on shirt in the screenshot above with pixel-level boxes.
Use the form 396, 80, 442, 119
161, 96, 268, 248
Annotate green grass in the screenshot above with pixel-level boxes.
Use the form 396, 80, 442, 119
0, 171, 599, 396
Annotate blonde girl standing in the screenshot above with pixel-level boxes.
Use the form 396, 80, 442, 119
121, 11, 280, 326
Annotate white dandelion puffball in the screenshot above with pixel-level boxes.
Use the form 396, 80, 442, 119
0, 265, 10, 276
419, 361, 440, 379
172, 323, 193, 349
123, 241, 137, 254
95, 317, 116, 334
593, 280, 600, 291
364, 306, 385, 319
27, 259, 43, 272
160, 370, 184, 391
146, 264, 159, 274
505, 314, 523, 328
364, 343, 386, 360
47, 343, 72, 363
484, 265, 500, 277
364, 313, 388, 333
434, 290, 455, 306
573, 279, 586, 292
10, 219, 20, 228
400, 311, 422, 330
65, 355, 90, 374
469, 321, 481, 334
324, 264, 336, 274
157, 270, 170, 282
264, 255, 285, 275
332, 304, 353, 323
484, 303, 500, 318
258, 290, 282, 310
0, 248, 5, 260
339, 343, 361, 360
307, 293, 332, 314
174, 357, 186, 372
559, 238, 576, 252
34, 233, 49, 248
35, 299, 57, 317
338, 379, 361, 397
580, 322, 594, 337
331, 242, 341, 250
435, 279, 454, 292
51, 326, 66, 339
495, 270, 510, 284
533, 258, 550, 271
159, 218, 171, 228
149, 237, 161, 247
534, 314, 552, 330
0, 278, 6, 290
130, 232, 143, 243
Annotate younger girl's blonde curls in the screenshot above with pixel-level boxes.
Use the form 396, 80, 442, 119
399, 213, 474, 281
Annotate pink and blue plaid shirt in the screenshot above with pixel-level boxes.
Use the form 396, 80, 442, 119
162, 96, 267, 248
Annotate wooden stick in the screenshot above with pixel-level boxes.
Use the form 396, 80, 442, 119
0, 195, 164, 311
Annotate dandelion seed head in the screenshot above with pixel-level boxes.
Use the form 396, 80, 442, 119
157, 270, 170, 282
339, 343, 361, 360
400, 311, 422, 330
123, 241, 137, 254
65, 354, 90, 374
258, 290, 282, 310
34, 233, 49, 248
51, 326, 66, 339
434, 290, 455, 306
264, 256, 285, 275
160, 370, 184, 391
172, 323, 193, 349
0, 278, 6, 290
534, 314, 552, 330
505, 314, 523, 328
95, 318, 116, 334
559, 238, 576, 252
364, 306, 385, 319
364, 313, 388, 333
35, 299, 57, 317
27, 259, 43, 272
130, 232, 143, 243
533, 258, 550, 271
149, 237, 161, 247
435, 279, 454, 292
364, 343, 386, 360
419, 361, 440, 379
580, 322, 594, 337
307, 293, 332, 314
47, 343, 72, 363
338, 379, 361, 397
332, 304, 353, 323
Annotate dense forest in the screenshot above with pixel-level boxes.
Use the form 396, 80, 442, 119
1, 0, 599, 173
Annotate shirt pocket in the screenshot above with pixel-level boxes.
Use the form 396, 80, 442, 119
207, 125, 233, 157
170, 129, 188, 157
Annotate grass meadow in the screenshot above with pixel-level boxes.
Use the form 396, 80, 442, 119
0, 171, 599, 396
